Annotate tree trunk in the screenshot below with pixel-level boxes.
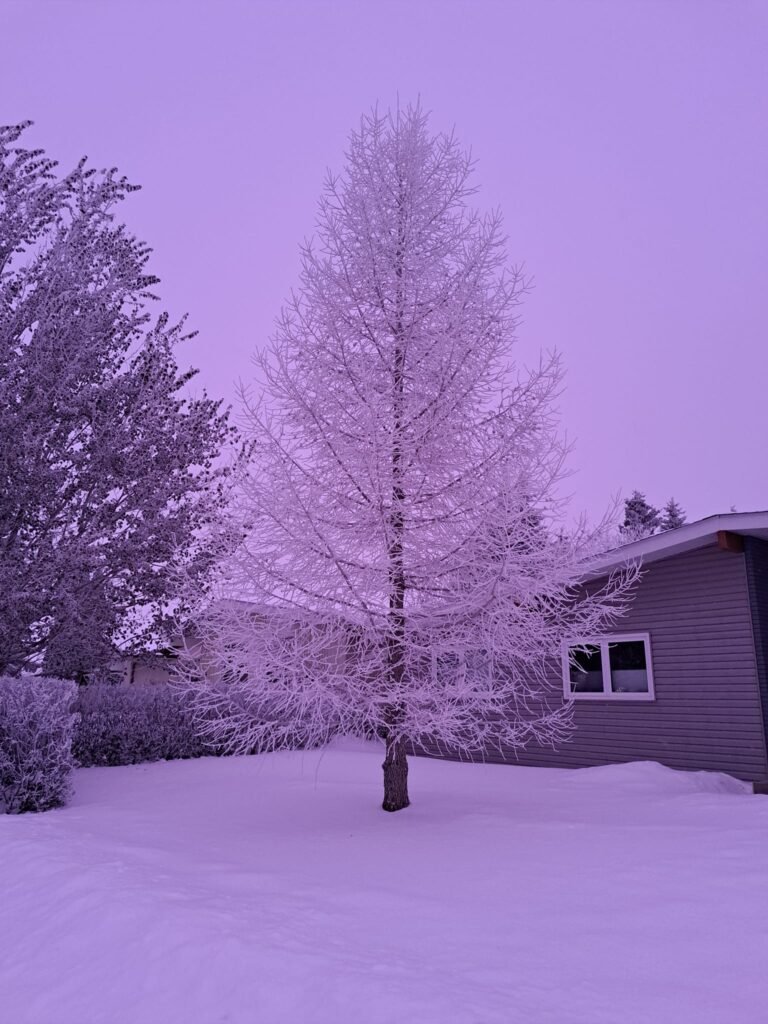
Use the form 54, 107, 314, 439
380, 182, 410, 816
382, 734, 410, 812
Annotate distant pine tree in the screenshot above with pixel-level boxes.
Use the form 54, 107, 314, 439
620, 491, 661, 541
659, 498, 686, 531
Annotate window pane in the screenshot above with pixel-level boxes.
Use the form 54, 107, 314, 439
569, 645, 604, 692
608, 641, 649, 693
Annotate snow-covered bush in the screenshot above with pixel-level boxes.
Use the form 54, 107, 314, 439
73, 685, 209, 767
0, 674, 79, 814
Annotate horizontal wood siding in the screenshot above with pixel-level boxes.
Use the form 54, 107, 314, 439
418, 543, 768, 781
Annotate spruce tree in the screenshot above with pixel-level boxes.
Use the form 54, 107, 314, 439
659, 498, 686, 531
620, 491, 660, 541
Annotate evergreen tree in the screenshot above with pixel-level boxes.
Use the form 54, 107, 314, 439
620, 491, 660, 541
659, 498, 686, 531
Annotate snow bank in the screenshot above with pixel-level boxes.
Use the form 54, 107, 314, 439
1, 744, 766, 1024
557, 757, 750, 795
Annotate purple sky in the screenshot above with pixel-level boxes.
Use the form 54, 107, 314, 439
4, 0, 767, 524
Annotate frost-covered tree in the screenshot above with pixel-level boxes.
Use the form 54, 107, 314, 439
0, 122, 237, 679
179, 106, 637, 811
659, 498, 686, 532
619, 491, 660, 542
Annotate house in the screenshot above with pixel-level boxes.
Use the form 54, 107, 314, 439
421, 511, 768, 786
135, 512, 768, 788
115, 650, 178, 686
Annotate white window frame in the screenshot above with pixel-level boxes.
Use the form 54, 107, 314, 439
562, 633, 655, 702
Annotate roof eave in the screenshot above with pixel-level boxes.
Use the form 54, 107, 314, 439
586, 510, 768, 578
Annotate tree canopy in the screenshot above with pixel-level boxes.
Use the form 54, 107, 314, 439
0, 122, 237, 679
178, 106, 637, 810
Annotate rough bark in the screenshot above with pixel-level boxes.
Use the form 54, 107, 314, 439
382, 734, 410, 811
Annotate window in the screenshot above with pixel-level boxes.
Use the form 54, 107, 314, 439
563, 634, 654, 701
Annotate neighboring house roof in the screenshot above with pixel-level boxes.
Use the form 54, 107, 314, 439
590, 510, 768, 577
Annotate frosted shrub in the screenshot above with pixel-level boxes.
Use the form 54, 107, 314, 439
73, 685, 209, 767
0, 675, 79, 814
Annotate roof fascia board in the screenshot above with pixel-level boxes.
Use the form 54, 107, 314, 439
587, 511, 768, 578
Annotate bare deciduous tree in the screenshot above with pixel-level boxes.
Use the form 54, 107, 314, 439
178, 106, 637, 811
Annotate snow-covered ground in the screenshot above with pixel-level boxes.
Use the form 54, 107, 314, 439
2, 740, 767, 1024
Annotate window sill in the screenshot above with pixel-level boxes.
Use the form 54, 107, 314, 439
568, 692, 656, 702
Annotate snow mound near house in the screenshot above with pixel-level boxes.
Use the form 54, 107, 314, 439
565, 758, 750, 796
1, 744, 766, 1024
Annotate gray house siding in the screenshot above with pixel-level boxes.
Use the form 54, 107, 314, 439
417, 543, 768, 781
744, 536, 768, 778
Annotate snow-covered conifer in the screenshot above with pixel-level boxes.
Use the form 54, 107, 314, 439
659, 498, 686, 531
619, 491, 661, 542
